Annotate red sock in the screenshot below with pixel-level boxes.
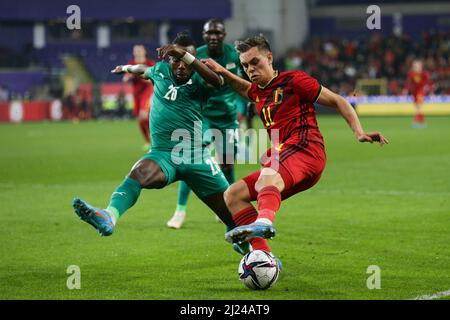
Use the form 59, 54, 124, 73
257, 186, 281, 223
233, 206, 271, 252
139, 118, 150, 143
414, 111, 425, 123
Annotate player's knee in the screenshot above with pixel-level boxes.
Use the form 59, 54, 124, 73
224, 184, 241, 208
128, 160, 165, 188
255, 169, 284, 192
129, 166, 148, 186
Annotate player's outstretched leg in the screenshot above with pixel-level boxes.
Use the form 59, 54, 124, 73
199, 191, 252, 256
167, 181, 191, 229
224, 175, 281, 244
72, 198, 115, 236
224, 179, 283, 269
73, 158, 166, 236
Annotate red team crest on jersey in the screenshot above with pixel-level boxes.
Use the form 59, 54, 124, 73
273, 87, 283, 105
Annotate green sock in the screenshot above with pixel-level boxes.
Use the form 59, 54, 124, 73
222, 168, 235, 233
106, 177, 141, 221
176, 204, 187, 212
176, 181, 191, 211
106, 206, 120, 222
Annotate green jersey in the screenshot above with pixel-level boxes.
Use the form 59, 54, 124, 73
196, 43, 243, 119
145, 62, 209, 154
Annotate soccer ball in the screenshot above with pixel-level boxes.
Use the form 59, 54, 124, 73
238, 250, 280, 290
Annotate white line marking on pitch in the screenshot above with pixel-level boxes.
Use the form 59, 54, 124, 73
412, 289, 450, 300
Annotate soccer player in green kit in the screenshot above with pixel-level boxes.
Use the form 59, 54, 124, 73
72, 33, 240, 239
167, 19, 246, 229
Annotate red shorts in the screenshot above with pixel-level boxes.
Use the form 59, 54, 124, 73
133, 94, 151, 117
413, 92, 424, 104
243, 140, 326, 201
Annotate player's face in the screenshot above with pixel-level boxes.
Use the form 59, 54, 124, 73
202, 22, 226, 52
412, 61, 422, 73
133, 45, 146, 59
170, 45, 196, 84
239, 47, 274, 86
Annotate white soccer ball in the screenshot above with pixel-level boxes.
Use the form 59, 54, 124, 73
238, 250, 280, 290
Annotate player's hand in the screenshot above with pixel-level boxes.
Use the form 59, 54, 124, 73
202, 58, 226, 74
357, 132, 389, 145
111, 65, 127, 74
157, 45, 186, 60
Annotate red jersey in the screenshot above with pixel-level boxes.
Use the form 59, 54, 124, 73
247, 71, 324, 147
406, 70, 431, 96
128, 58, 155, 97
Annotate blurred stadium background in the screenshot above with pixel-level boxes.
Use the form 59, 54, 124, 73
0, 0, 448, 122
1, 0, 450, 300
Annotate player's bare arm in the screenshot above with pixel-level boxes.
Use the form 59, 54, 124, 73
111, 64, 151, 79
317, 86, 389, 145
202, 58, 251, 99
157, 44, 224, 88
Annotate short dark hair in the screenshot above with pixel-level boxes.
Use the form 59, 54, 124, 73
172, 31, 196, 48
235, 35, 271, 53
204, 18, 224, 27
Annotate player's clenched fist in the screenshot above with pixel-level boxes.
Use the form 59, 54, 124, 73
157, 44, 186, 60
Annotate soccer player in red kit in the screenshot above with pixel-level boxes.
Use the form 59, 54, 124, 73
203, 36, 388, 254
123, 44, 155, 146
405, 60, 433, 128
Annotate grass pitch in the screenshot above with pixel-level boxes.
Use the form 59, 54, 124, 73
0, 116, 449, 299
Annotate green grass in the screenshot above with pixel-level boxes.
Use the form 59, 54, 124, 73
1, 116, 449, 299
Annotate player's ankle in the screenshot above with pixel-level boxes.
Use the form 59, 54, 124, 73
255, 218, 272, 225
175, 204, 187, 213
104, 209, 117, 226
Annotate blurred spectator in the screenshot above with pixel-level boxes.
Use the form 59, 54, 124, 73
63, 89, 92, 122
283, 31, 450, 95
404, 59, 433, 127
0, 85, 9, 101
116, 90, 128, 119
284, 49, 303, 71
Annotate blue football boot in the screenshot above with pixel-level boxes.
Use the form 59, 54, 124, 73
72, 198, 114, 236
225, 222, 276, 244
265, 251, 283, 271
274, 257, 283, 271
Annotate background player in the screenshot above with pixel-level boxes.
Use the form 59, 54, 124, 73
204, 35, 388, 254
123, 44, 155, 148
404, 59, 433, 128
167, 19, 244, 229
72, 34, 242, 246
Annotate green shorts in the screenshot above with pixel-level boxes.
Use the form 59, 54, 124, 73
142, 148, 229, 199
203, 116, 239, 164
